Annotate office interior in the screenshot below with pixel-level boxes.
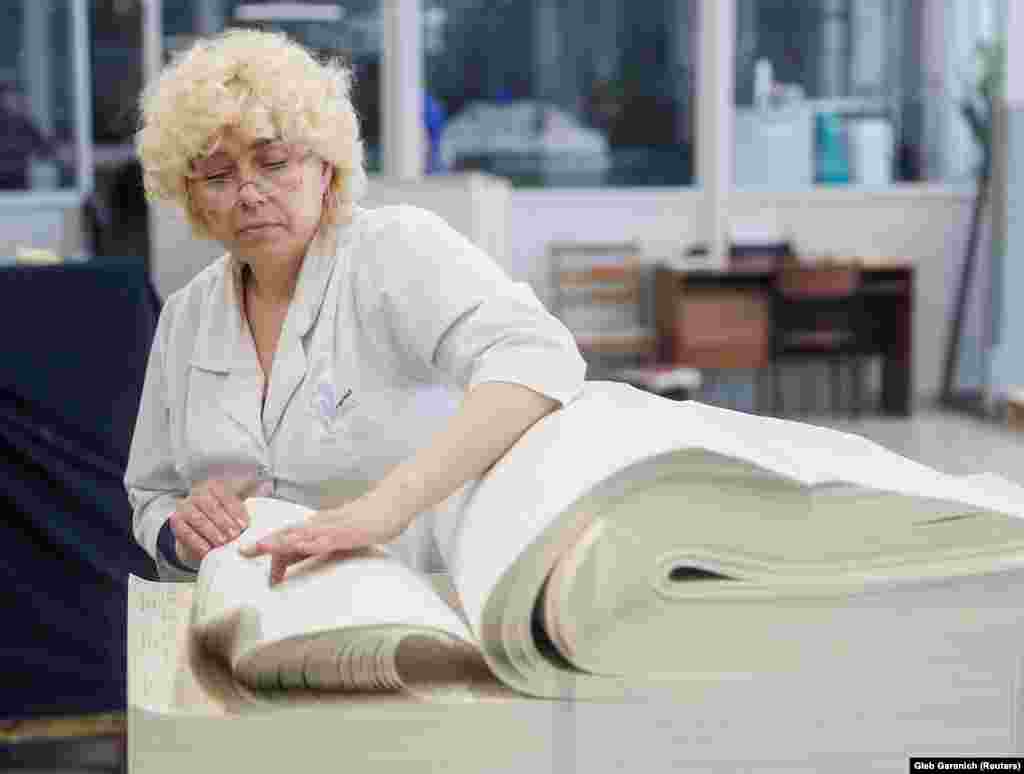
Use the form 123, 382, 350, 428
2, 1, 1023, 772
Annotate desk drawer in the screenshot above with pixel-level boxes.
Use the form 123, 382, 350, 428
667, 290, 770, 368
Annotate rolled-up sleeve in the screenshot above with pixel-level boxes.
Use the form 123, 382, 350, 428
361, 206, 586, 407
124, 306, 198, 582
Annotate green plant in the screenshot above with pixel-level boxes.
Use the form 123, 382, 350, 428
941, 37, 1007, 406
961, 39, 1006, 177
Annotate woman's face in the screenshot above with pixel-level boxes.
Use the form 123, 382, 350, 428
187, 125, 332, 269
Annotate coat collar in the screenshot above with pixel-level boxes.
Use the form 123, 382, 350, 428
188, 219, 346, 375
187, 215, 354, 445
188, 254, 245, 374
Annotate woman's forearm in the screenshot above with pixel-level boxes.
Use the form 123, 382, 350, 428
362, 381, 559, 532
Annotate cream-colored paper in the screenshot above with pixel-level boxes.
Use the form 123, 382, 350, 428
432, 384, 1024, 696
127, 576, 245, 716
191, 498, 504, 699
187, 382, 1024, 702
127, 576, 196, 714
128, 575, 1024, 774
449, 384, 1024, 652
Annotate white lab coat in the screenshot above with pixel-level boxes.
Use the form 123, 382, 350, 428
125, 204, 586, 581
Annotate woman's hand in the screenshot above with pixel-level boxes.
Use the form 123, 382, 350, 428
236, 382, 559, 587
238, 496, 408, 586
170, 477, 269, 566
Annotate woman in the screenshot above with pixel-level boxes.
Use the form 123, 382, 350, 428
125, 29, 585, 586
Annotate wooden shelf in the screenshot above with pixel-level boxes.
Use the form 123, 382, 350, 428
0, 712, 125, 742
574, 328, 657, 356
556, 264, 642, 286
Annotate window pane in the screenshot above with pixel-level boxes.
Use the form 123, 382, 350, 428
93, 0, 143, 145
163, 0, 383, 172
426, 0, 697, 187
0, 1, 77, 191
735, 0, 1006, 188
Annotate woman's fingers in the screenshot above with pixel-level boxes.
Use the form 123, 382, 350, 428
186, 494, 234, 544
241, 530, 346, 562
206, 480, 250, 531
238, 526, 299, 557
167, 476, 265, 566
238, 528, 325, 588
294, 535, 331, 553
237, 505, 382, 586
236, 530, 310, 586
194, 490, 244, 542
236, 541, 264, 557
169, 512, 212, 563
269, 553, 304, 586
174, 536, 203, 567
269, 556, 286, 586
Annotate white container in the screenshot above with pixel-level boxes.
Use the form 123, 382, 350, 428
848, 118, 894, 186
754, 58, 774, 111
734, 105, 814, 188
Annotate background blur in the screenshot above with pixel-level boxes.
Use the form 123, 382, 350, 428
0, 0, 1015, 406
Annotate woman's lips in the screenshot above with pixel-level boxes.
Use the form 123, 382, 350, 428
238, 223, 280, 236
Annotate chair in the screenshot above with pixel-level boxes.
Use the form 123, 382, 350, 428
549, 242, 701, 400
770, 264, 870, 417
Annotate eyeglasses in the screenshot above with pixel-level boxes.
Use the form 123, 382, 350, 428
186, 142, 317, 207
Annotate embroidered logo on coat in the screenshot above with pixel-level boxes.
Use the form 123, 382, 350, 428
315, 380, 352, 424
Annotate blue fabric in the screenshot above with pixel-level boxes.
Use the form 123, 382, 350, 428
157, 520, 197, 574
0, 256, 159, 720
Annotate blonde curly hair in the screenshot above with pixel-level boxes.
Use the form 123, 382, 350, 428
136, 28, 366, 239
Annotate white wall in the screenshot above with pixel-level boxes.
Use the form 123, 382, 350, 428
1011, 0, 1024, 106
509, 188, 705, 285
507, 186, 977, 401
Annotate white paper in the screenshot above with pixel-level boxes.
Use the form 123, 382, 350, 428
127, 575, 222, 714
440, 381, 1024, 637
193, 498, 474, 665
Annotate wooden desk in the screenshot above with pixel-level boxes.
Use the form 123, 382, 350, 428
0, 713, 124, 772
654, 261, 914, 416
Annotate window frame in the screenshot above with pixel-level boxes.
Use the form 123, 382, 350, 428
138, 0, 996, 209
0, 0, 94, 209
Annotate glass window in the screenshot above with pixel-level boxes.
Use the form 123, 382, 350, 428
0, 1, 79, 192
425, 0, 697, 187
735, 0, 1006, 188
163, 0, 383, 172
92, 0, 143, 145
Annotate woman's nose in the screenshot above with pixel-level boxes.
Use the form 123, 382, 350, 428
237, 179, 267, 207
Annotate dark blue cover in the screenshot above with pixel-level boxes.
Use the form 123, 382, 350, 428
0, 257, 159, 720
